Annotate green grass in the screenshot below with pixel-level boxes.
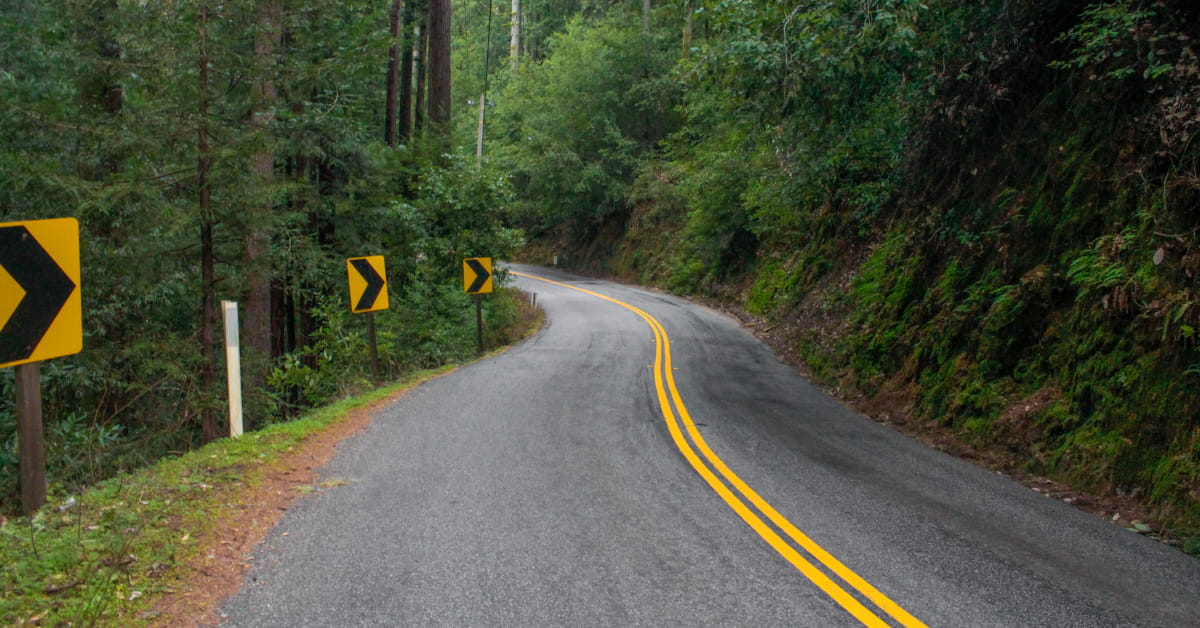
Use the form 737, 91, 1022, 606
0, 284, 545, 627
0, 363, 464, 626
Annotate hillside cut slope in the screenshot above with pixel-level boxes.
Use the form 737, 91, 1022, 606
521, 1, 1200, 552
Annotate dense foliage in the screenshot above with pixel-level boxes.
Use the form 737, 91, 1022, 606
478, 0, 1200, 551
1, 0, 523, 515
4, 0, 1199, 552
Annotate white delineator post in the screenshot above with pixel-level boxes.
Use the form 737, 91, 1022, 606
222, 300, 244, 437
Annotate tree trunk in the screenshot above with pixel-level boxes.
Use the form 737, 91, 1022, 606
427, 0, 451, 131
198, 3, 220, 443
79, 0, 123, 118
385, 0, 402, 147
414, 12, 428, 135
683, 0, 692, 59
399, 0, 416, 142
244, 0, 283, 397
509, 0, 520, 71
302, 191, 332, 371
643, 0, 651, 34
270, 277, 286, 361
524, 5, 532, 58
287, 98, 307, 362
77, 0, 124, 178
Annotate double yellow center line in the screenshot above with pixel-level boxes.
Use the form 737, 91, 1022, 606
514, 271, 926, 628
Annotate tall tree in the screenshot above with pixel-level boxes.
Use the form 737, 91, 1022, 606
198, 2, 220, 442
1, 0, 533, 516
77, 0, 124, 176
427, 0, 452, 130
681, 0, 692, 59
510, 0, 520, 70
386, 0, 404, 147
244, 0, 284, 388
399, 0, 419, 141
414, 8, 429, 133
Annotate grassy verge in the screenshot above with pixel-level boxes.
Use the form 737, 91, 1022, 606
1, 291, 544, 627
0, 369, 446, 626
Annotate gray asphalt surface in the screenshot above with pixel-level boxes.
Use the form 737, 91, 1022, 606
219, 265, 1200, 627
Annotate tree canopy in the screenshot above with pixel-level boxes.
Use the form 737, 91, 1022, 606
0, 0, 523, 513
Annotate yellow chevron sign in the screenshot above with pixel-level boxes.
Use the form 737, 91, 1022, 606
463, 257, 493, 294
0, 218, 82, 368
347, 256, 388, 313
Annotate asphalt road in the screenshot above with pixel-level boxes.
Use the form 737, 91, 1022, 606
219, 265, 1200, 627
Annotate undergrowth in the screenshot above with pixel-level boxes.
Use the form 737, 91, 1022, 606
0, 287, 543, 624
536, 0, 1200, 556
0, 379, 431, 626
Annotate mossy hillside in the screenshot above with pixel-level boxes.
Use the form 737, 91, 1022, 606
783, 82, 1200, 542
760, 2, 1198, 545
506, 1, 1200, 550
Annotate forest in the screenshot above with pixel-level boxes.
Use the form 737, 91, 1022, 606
3, 0, 1200, 554
0, 0, 525, 516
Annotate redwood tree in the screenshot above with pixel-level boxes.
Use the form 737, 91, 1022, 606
385, 0, 404, 147
427, 0, 452, 131
244, 0, 283, 394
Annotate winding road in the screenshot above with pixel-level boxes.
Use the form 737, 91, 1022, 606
219, 265, 1200, 627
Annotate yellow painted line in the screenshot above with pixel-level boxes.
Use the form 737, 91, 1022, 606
513, 271, 927, 628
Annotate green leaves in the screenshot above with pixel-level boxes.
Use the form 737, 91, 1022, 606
1052, 0, 1190, 84
1052, 1, 1155, 80
490, 15, 680, 236
467, 0, 1200, 549
0, 0, 534, 515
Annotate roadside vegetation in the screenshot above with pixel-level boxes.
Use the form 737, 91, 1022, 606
2, 1, 1197, 600
475, 1, 1200, 555
0, 286, 539, 627
1, 0, 522, 518
0, 369, 445, 627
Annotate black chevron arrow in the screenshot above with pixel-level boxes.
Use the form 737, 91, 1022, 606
349, 258, 385, 311
0, 225, 77, 363
465, 258, 490, 294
